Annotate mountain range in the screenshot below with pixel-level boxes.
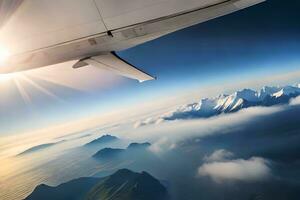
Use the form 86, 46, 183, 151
25, 169, 169, 200
92, 142, 151, 160
164, 84, 300, 120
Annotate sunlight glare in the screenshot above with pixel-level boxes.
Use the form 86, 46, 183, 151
0, 46, 10, 63
0, 73, 17, 82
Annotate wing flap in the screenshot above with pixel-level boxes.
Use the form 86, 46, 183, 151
73, 52, 155, 82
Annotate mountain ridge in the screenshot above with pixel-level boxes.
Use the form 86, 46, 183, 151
164, 84, 300, 121
92, 142, 151, 160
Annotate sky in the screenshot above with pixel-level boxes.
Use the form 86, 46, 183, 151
0, 0, 300, 137
1, 2, 300, 199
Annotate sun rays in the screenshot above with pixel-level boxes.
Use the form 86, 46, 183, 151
0, 57, 129, 109
5, 73, 64, 106
18, 74, 65, 103
0, 70, 78, 107
13, 77, 32, 106
27, 64, 88, 93
0, 62, 130, 140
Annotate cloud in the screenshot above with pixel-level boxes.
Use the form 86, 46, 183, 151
133, 105, 282, 129
290, 96, 300, 106
198, 157, 271, 183
134, 117, 165, 128
149, 137, 176, 154
203, 149, 234, 162
126, 105, 283, 143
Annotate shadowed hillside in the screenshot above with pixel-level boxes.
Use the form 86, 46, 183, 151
25, 169, 169, 200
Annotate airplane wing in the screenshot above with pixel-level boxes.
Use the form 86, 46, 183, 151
73, 52, 155, 82
0, 0, 265, 82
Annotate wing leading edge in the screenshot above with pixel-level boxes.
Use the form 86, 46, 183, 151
73, 52, 155, 82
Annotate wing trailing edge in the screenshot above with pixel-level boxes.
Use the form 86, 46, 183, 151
73, 52, 155, 83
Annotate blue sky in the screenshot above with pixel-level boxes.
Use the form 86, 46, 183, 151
118, 0, 300, 83
1, 0, 300, 136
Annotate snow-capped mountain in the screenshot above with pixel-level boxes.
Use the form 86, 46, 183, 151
258, 86, 281, 100
272, 86, 300, 98
164, 84, 300, 120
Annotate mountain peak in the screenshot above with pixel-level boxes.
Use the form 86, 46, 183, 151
272, 86, 300, 98
92, 147, 124, 159
234, 88, 259, 102
127, 142, 151, 150
85, 134, 119, 146
108, 168, 138, 181
87, 169, 169, 200
258, 86, 281, 99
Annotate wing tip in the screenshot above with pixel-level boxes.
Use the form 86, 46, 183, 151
139, 75, 156, 83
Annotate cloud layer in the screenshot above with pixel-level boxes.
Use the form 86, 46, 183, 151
127, 105, 283, 143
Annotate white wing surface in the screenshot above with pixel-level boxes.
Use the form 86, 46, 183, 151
0, 0, 265, 82
73, 52, 155, 82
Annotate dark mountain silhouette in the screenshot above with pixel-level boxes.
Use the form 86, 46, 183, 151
92, 142, 151, 160
85, 169, 169, 200
127, 142, 151, 150
25, 169, 168, 200
92, 148, 125, 160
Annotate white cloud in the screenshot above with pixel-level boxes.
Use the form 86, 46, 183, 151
125, 106, 283, 143
290, 96, 300, 106
198, 157, 271, 183
203, 149, 234, 162
149, 137, 176, 154
134, 117, 164, 128
133, 99, 285, 129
